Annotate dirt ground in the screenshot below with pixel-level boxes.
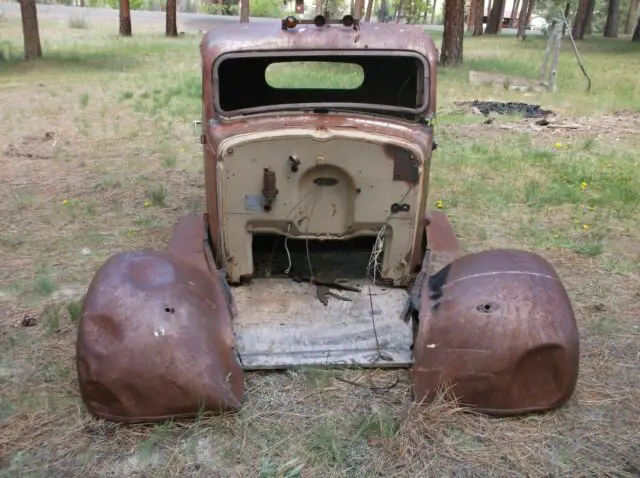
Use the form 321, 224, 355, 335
1, 15, 639, 478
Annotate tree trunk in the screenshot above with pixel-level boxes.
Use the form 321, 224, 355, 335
19, 0, 42, 60
240, 0, 249, 22
431, 0, 437, 23
515, 0, 529, 37
498, 0, 506, 31
395, 0, 403, 22
440, 0, 465, 66
119, 0, 131, 36
508, 0, 520, 27
365, 0, 374, 20
562, 1, 570, 35
467, 0, 476, 31
165, 0, 177, 36
633, 15, 640, 40
603, 0, 619, 36
625, 0, 639, 34
524, 0, 535, 28
484, 0, 504, 33
571, 0, 588, 39
473, 0, 484, 33
378, 0, 388, 20
354, 0, 365, 18
585, 0, 595, 34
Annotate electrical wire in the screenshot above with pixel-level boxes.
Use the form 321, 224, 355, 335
284, 223, 292, 275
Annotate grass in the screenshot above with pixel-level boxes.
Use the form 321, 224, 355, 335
68, 13, 90, 30
265, 61, 365, 89
0, 11, 639, 478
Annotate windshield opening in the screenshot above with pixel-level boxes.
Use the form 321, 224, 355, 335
213, 51, 429, 118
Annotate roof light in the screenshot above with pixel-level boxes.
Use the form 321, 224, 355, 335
342, 15, 355, 27
281, 15, 358, 30
282, 16, 298, 30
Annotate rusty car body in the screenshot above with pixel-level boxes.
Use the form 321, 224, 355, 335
76, 16, 580, 423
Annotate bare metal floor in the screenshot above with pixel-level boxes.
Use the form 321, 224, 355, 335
232, 278, 414, 369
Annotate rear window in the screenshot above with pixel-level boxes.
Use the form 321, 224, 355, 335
213, 52, 428, 117
265, 61, 365, 90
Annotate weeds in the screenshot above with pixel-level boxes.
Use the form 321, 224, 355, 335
34, 267, 57, 296
66, 299, 83, 323
149, 183, 168, 206
79, 92, 90, 108
163, 155, 177, 168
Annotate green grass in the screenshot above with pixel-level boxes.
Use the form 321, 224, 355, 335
438, 34, 640, 115
0, 14, 638, 478
265, 61, 365, 89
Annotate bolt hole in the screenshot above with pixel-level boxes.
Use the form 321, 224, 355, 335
476, 302, 499, 314
164, 306, 175, 313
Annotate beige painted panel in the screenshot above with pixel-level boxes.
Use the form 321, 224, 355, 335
217, 130, 425, 285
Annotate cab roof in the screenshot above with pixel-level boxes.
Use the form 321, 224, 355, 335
199, 21, 439, 64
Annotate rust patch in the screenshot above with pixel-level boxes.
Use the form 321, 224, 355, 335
384, 144, 420, 184
166, 214, 212, 274
425, 210, 463, 270
262, 168, 278, 212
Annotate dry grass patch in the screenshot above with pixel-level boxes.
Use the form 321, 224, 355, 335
1, 14, 639, 477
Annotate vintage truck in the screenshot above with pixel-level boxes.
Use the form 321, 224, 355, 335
76, 15, 579, 423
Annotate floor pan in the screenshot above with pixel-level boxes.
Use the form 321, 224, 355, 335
231, 278, 414, 369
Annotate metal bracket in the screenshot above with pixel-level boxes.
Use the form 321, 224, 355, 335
193, 120, 206, 145
193, 120, 202, 135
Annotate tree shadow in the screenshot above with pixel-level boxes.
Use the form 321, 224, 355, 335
0, 53, 139, 76
0, 33, 200, 76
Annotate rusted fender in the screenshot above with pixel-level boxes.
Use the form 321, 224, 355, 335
76, 250, 244, 423
412, 249, 579, 415
425, 210, 464, 271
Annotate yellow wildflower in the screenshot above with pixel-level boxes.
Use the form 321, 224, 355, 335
63, 199, 69, 205
582, 224, 589, 231
436, 199, 444, 209
580, 181, 588, 190
143, 200, 151, 207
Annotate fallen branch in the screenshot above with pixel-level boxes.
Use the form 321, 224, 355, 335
560, 9, 592, 92
547, 123, 581, 129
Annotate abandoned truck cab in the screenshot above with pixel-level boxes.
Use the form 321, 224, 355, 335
76, 17, 580, 424
200, 16, 438, 286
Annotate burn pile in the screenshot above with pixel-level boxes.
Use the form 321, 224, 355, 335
456, 101, 554, 119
